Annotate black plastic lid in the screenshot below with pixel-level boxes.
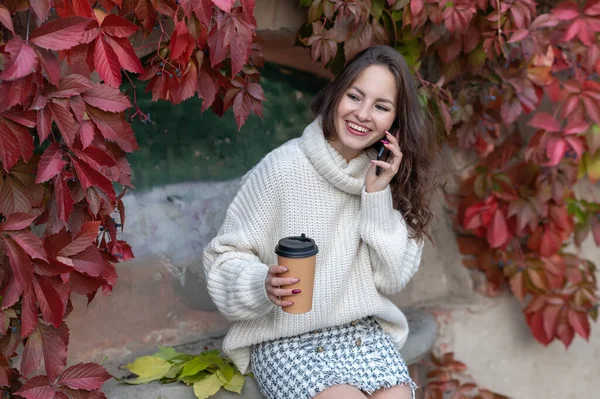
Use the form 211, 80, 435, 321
275, 234, 319, 258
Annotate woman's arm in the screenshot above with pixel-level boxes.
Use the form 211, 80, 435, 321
203, 164, 279, 321
358, 186, 424, 295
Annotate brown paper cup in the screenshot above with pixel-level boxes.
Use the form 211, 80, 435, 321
277, 254, 316, 314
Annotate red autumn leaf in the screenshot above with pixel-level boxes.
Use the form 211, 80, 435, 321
0, 5, 15, 34
57, 363, 111, 390
171, 62, 199, 104
170, 21, 196, 66
208, 10, 253, 76
93, 35, 122, 87
528, 112, 561, 132
0, 175, 34, 214
0, 212, 38, 231
107, 240, 134, 261
53, 175, 74, 224
553, 1, 579, 20
37, 48, 61, 87
233, 90, 252, 129
556, 322, 575, 347
80, 120, 96, 150
36, 143, 67, 184
212, 0, 236, 13
56, 246, 106, 277
568, 308, 590, 340
540, 226, 561, 257
0, 36, 39, 81
21, 327, 43, 377
69, 272, 105, 295
48, 99, 79, 147
85, 105, 128, 141
13, 375, 55, 399
0, 120, 25, 173
82, 84, 132, 112
102, 35, 143, 74
40, 323, 69, 382
100, 14, 140, 37
546, 136, 567, 166
31, 0, 51, 24
2, 236, 34, 288
30, 16, 94, 51
21, 283, 39, 338
509, 271, 526, 301
487, 209, 510, 248
8, 230, 48, 262
49, 74, 93, 99
542, 304, 560, 340
34, 275, 68, 328
58, 222, 100, 257
526, 309, 551, 345
198, 68, 219, 111
72, 0, 94, 18
72, 158, 116, 200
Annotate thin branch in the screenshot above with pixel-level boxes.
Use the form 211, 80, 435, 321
25, 10, 31, 42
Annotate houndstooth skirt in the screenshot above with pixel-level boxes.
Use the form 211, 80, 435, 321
251, 317, 416, 399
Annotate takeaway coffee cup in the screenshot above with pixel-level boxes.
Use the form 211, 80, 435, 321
275, 234, 319, 314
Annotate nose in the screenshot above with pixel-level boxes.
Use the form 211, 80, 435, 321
355, 102, 371, 122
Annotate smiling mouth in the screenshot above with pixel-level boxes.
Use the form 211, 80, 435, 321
346, 121, 371, 135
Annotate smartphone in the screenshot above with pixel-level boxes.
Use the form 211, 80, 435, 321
376, 122, 398, 176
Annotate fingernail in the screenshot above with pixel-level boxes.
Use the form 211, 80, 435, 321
293, 278, 300, 283
292, 289, 302, 294
381, 139, 390, 145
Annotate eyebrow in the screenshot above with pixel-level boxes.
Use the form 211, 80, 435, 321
351, 86, 395, 106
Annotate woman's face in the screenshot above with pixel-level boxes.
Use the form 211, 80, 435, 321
330, 65, 398, 161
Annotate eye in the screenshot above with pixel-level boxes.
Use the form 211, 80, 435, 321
376, 104, 390, 112
347, 93, 360, 101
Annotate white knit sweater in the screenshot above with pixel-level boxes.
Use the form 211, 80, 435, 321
203, 119, 424, 374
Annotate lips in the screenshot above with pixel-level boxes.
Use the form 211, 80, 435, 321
345, 121, 371, 136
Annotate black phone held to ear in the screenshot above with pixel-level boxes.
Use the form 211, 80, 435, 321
376, 144, 388, 176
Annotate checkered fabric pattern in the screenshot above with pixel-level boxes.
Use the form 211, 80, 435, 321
251, 317, 416, 399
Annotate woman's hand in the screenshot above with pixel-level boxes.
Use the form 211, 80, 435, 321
366, 130, 403, 193
265, 265, 301, 308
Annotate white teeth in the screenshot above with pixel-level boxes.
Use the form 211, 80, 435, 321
348, 122, 369, 133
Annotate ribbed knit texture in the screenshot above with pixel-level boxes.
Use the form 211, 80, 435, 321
203, 119, 424, 374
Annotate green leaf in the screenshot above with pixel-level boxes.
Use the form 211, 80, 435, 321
152, 346, 182, 361
223, 374, 245, 394
193, 373, 224, 399
164, 363, 184, 379
371, 0, 385, 20
180, 371, 210, 385
299, 0, 314, 7
180, 356, 214, 378
391, 10, 403, 21
216, 364, 234, 384
123, 356, 173, 383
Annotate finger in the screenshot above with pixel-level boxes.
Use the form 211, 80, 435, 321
268, 294, 293, 307
385, 130, 399, 145
270, 277, 300, 287
272, 287, 301, 297
370, 160, 392, 172
269, 265, 288, 274
383, 141, 402, 160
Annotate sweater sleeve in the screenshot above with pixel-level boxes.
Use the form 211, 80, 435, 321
358, 186, 424, 295
202, 164, 278, 321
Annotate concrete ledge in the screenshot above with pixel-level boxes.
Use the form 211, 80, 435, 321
103, 309, 438, 398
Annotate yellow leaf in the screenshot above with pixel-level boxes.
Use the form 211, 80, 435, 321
223, 374, 245, 394
193, 373, 224, 399
124, 356, 172, 380
585, 152, 600, 181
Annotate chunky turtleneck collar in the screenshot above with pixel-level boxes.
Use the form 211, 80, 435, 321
299, 119, 373, 195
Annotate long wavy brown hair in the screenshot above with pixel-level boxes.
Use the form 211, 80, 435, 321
311, 45, 440, 241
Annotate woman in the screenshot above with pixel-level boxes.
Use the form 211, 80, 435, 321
203, 45, 439, 399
